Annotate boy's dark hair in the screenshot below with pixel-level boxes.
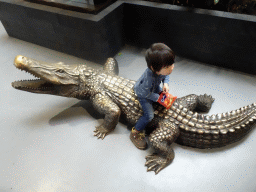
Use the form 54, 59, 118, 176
145, 43, 175, 72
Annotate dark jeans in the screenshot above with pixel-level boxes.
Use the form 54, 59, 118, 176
134, 98, 155, 131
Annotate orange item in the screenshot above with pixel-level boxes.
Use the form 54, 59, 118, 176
157, 92, 177, 109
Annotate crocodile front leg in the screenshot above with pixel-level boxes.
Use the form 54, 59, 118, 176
91, 92, 121, 139
146, 120, 180, 174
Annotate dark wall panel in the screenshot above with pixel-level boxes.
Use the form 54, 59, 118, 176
123, 2, 256, 74
0, 0, 255, 74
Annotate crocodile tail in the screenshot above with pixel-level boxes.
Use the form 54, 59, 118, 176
175, 102, 256, 149
103, 58, 119, 76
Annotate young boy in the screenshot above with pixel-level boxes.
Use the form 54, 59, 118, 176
130, 43, 175, 150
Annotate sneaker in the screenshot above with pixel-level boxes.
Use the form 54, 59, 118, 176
130, 127, 147, 150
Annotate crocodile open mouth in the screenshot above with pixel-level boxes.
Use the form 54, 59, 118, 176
12, 79, 55, 91
12, 55, 80, 95
11, 55, 57, 92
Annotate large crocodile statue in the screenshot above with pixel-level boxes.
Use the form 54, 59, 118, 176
12, 55, 256, 174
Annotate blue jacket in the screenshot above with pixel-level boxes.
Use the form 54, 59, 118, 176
134, 68, 170, 102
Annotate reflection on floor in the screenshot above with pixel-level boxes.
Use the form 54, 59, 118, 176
0, 21, 256, 192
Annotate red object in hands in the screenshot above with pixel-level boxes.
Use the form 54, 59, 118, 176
157, 92, 177, 109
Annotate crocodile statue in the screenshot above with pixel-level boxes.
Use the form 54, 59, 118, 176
12, 55, 256, 174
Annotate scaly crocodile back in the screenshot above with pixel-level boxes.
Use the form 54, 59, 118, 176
95, 70, 256, 149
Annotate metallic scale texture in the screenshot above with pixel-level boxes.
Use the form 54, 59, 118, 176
12, 55, 256, 174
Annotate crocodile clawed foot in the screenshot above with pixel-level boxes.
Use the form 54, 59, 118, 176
145, 153, 173, 175
93, 125, 112, 140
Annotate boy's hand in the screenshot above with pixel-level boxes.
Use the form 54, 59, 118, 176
163, 83, 169, 93
157, 92, 177, 109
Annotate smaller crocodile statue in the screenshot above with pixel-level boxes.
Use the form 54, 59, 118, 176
12, 55, 256, 174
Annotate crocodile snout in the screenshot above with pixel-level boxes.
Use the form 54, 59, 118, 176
14, 55, 26, 69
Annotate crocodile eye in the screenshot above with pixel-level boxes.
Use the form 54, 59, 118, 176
56, 69, 64, 73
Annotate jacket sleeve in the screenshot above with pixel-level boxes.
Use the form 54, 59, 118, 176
163, 74, 170, 85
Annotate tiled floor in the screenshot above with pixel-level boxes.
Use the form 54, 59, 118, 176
0, 20, 256, 192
